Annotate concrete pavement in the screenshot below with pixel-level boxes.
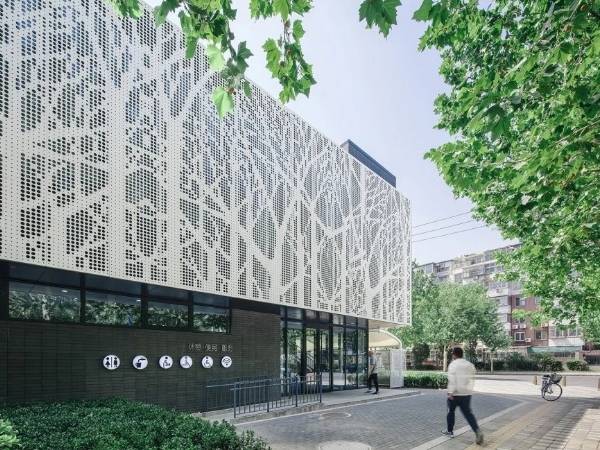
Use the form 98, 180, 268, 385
235, 375, 600, 450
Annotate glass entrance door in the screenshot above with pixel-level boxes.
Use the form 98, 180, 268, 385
332, 326, 345, 390
319, 328, 331, 390
305, 327, 317, 381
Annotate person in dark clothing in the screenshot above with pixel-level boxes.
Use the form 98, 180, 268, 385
365, 350, 380, 394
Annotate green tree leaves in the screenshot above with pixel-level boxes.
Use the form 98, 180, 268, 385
153, 0, 180, 26
358, 0, 401, 37
412, 0, 432, 21
206, 43, 226, 71
422, 0, 600, 327
391, 268, 509, 367
212, 87, 234, 118
109, 0, 317, 115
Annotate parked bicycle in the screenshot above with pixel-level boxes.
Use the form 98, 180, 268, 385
541, 373, 562, 401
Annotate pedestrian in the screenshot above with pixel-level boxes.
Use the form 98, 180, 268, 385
441, 347, 484, 445
365, 350, 380, 395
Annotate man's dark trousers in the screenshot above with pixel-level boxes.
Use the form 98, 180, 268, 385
367, 373, 379, 393
447, 395, 479, 433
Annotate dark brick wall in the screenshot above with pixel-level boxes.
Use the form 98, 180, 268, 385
0, 299, 280, 411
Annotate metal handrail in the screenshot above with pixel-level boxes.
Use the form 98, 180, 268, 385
232, 374, 323, 418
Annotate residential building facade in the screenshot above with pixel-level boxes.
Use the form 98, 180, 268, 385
420, 245, 585, 356
0, 0, 411, 410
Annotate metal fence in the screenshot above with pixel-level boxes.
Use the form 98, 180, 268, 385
204, 376, 271, 412
232, 374, 322, 418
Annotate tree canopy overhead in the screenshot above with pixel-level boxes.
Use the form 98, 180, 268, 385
421, 0, 599, 325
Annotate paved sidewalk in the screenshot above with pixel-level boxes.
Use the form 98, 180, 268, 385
196, 388, 420, 424
234, 378, 600, 450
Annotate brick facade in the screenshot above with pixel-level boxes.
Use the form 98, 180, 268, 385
0, 299, 279, 411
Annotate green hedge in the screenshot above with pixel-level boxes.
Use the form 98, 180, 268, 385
566, 360, 589, 371
404, 371, 448, 389
0, 418, 20, 449
0, 399, 269, 450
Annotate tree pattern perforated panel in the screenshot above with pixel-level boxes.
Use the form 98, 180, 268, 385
0, 0, 411, 325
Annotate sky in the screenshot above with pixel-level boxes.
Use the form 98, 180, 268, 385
146, 0, 517, 265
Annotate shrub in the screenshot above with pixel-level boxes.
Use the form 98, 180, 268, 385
0, 419, 20, 449
504, 352, 539, 371
414, 363, 438, 371
404, 371, 448, 389
566, 360, 589, 371
490, 360, 505, 371
0, 399, 268, 450
532, 353, 563, 372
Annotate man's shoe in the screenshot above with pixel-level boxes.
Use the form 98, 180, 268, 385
441, 431, 454, 438
364, 390, 372, 393
372, 391, 379, 395
476, 431, 484, 445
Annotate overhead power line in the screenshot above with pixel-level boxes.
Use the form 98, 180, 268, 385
412, 219, 477, 237
412, 225, 489, 243
413, 211, 473, 228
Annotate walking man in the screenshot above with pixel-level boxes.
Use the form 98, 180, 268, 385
365, 350, 380, 394
442, 347, 484, 445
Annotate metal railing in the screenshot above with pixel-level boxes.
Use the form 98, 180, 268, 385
232, 374, 322, 418
204, 376, 271, 412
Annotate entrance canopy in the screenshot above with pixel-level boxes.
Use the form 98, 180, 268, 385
368, 329, 402, 349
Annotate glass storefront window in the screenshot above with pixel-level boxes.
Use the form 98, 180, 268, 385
85, 291, 141, 326
192, 292, 229, 307
147, 301, 188, 328
192, 304, 229, 332
288, 307, 302, 320
332, 326, 344, 389
280, 320, 286, 378
319, 329, 330, 389
357, 328, 368, 386
9, 282, 80, 322
286, 322, 302, 378
86, 275, 140, 296
306, 328, 317, 380
344, 328, 358, 387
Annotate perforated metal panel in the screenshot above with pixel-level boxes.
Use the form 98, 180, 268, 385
0, 0, 411, 325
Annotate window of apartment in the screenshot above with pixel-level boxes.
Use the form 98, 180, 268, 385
535, 330, 547, 340
568, 327, 579, 337
550, 326, 580, 338
514, 297, 526, 307
495, 296, 509, 306
9, 282, 80, 322
85, 291, 141, 326
514, 332, 525, 342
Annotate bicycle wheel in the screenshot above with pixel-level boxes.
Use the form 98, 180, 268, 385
542, 383, 562, 401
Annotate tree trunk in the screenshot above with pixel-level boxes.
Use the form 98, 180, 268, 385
443, 346, 448, 372
490, 352, 494, 373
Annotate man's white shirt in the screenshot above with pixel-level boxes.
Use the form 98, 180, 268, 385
447, 358, 475, 396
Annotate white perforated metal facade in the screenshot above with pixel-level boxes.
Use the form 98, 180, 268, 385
0, 0, 411, 326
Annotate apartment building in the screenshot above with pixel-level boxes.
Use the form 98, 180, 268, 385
419, 245, 584, 356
